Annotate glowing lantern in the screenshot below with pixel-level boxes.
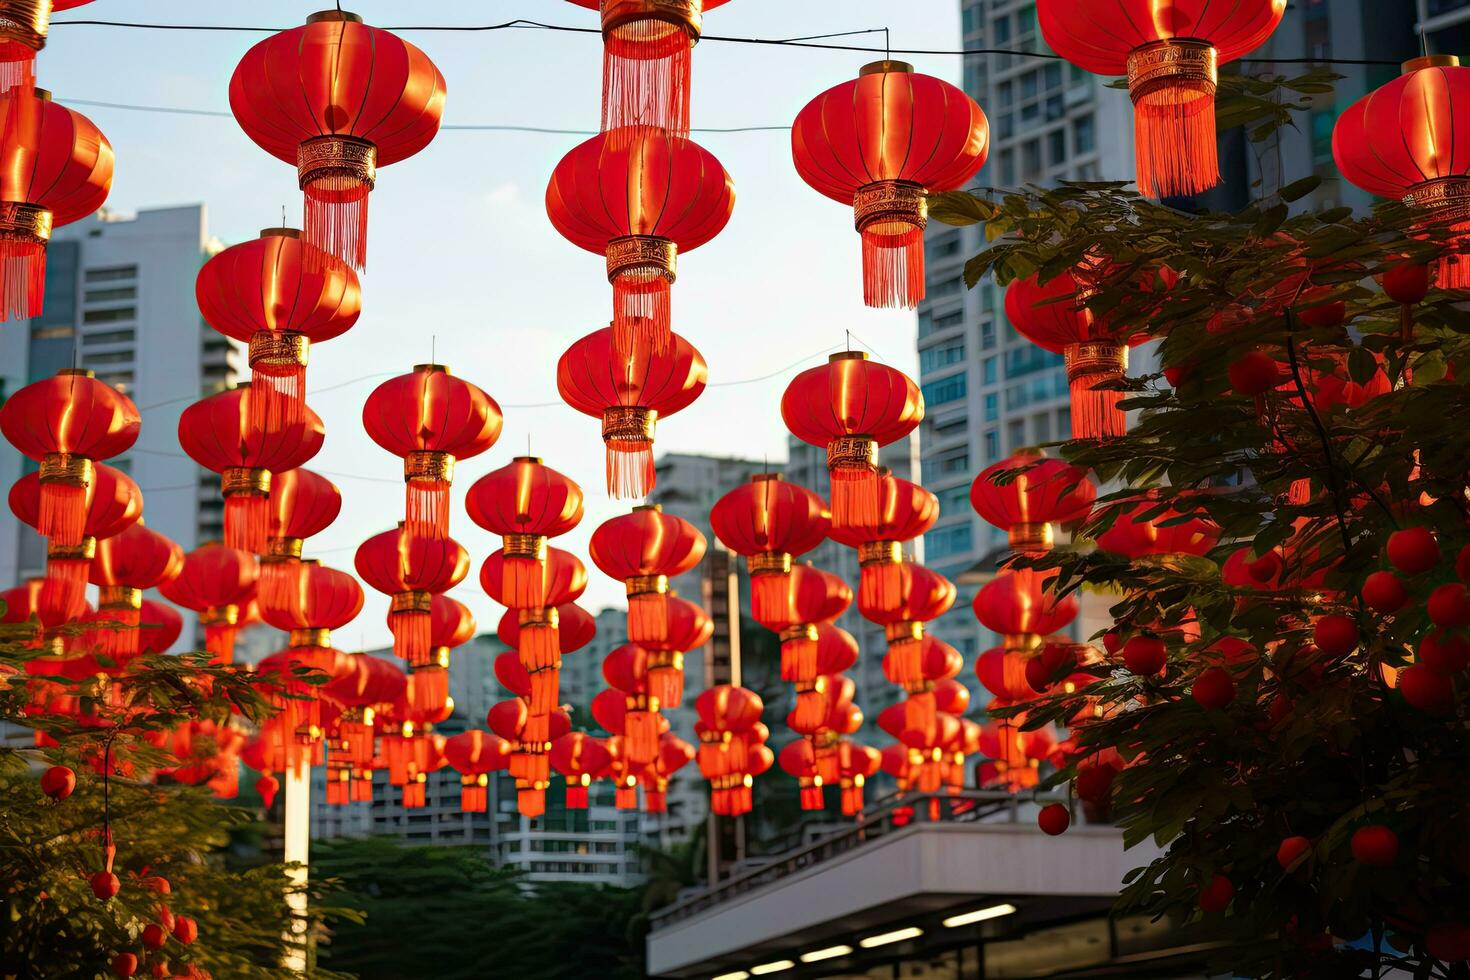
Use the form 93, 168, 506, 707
484, 548, 589, 714
642, 732, 695, 813
354, 525, 470, 666
590, 503, 706, 644
157, 544, 257, 664
837, 741, 881, 816
0, 1, 96, 93
443, 730, 512, 813
857, 561, 956, 686
970, 450, 1096, 551
551, 731, 612, 809
828, 470, 938, 608
753, 564, 851, 697
261, 468, 341, 612
323, 653, 405, 767
465, 456, 584, 608
710, 473, 830, 622
88, 521, 183, 662
779, 737, 823, 810
407, 594, 474, 716
973, 569, 1080, 653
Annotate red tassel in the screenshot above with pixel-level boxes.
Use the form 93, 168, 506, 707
405, 481, 450, 544
527, 751, 550, 786
565, 784, 589, 809
841, 782, 864, 816
800, 783, 824, 811
403, 776, 426, 809
815, 744, 840, 786
628, 591, 668, 645
611, 273, 671, 354
0, 49, 36, 96
523, 712, 551, 747
460, 779, 487, 813
1288, 478, 1312, 506
602, 17, 693, 136
626, 709, 658, 765
38, 482, 86, 548
860, 224, 925, 309
606, 440, 655, 500
1069, 373, 1127, 440
97, 606, 142, 663
304, 174, 370, 271
529, 667, 560, 717
829, 468, 881, 528
39, 559, 88, 624
751, 572, 791, 624
0, 237, 46, 321
643, 788, 667, 813
858, 563, 905, 613
410, 667, 448, 714
250, 363, 306, 432
1133, 83, 1219, 199
518, 785, 547, 818
518, 623, 561, 673
352, 772, 374, 802
780, 635, 818, 684
204, 624, 236, 665
648, 665, 683, 708
1437, 240, 1470, 291
224, 493, 269, 554
392, 610, 432, 665
919, 762, 943, 795
905, 693, 938, 744
888, 639, 922, 688
503, 556, 545, 608
615, 784, 638, 810
258, 559, 304, 618
326, 773, 350, 806
793, 686, 826, 733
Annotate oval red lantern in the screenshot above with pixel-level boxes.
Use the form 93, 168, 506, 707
355, 525, 470, 665
480, 545, 589, 612
262, 468, 341, 613
408, 594, 475, 716
196, 228, 361, 429
828, 469, 938, 609
137, 599, 183, 656
158, 543, 259, 664
178, 385, 325, 553
590, 503, 706, 644
792, 62, 989, 308
89, 521, 183, 661
546, 128, 733, 351
971, 450, 1096, 550
228, 11, 446, 269
0, 88, 112, 319
710, 473, 831, 622
0, 368, 139, 546
257, 559, 363, 646
442, 730, 511, 813
551, 730, 612, 809
364, 364, 503, 545
557, 326, 707, 498
756, 564, 851, 686
1038, 0, 1286, 197
465, 456, 584, 608
1095, 498, 1221, 558
639, 595, 712, 709
781, 352, 923, 527
973, 569, 1080, 646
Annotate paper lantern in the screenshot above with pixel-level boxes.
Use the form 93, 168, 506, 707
590, 504, 706, 644
710, 473, 830, 622
465, 456, 584, 608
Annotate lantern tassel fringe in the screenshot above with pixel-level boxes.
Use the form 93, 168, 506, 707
224, 494, 270, 554
830, 469, 881, 529
1069, 375, 1127, 441
648, 666, 683, 708
392, 610, 432, 666
410, 666, 448, 714
38, 482, 86, 548
611, 276, 671, 355
250, 364, 306, 432
0, 238, 45, 322
606, 442, 655, 500
1133, 85, 1219, 199
304, 174, 370, 271
860, 225, 925, 309
40, 559, 89, 623
405, 482, 451, 544
503, 557, 545, 609
627, 592, 668, 644
602, 19, 693, 137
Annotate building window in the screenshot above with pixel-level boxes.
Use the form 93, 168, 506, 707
929, 231, 962, 258
83, 351, 133, 366
983, 356, 997, 385
962, 4, 982, 35
1073, 113, 1096, 154
84, 265, 137, 283
83, 329, 135, 346
928, 413, 968, 441
924, 523, 973, 560
984, 392, 998, 422
1008, 418, 1026, 449
981, 321, 996, 350
1047, 128, 1067, 166
983, 429, 1000, 463
1022, 139, 1042, 177
919, 340, 965, 374
1005, 345, 1064, 378
30, 324, 72, 340
928, 277, 963, 299
84, 286, 136, 303
83, 307, 135, 324
921, 371, 967, 406
936, 484, 969, 517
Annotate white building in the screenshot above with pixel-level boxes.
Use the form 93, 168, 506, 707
0, 205, 242, 636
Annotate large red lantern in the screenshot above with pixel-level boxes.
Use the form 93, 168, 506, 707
792, 63, 988, 308
159, 543, 259, 664
10, 462, 140, 622
364, 364, 503, 545
88, 521, 183, 661
355, 525, 470, 665
465, 457, 584, 609
829, 469, 938, 608
178, 386, 325, 553
0, 88, 112, 319
1095, 498, 1221, 558
324, 652, 405, 766
551, 731, 612, 809
695, 684, 765, 816
1334, 56, 1470, 288
137, 600, 184, 656
603, 643, 662, 764
262, 468, 341, 612
590, 504, 706, 644
754, 564, 851, 687
484, 547, 588, 672
779, 737, 822, 811
564, 0, 732, 136
781, 352, 923, 527
642, 733, 695, 814
557, 326, 707, 498
640, 594, 712, 708
546, 127, 733, 352
0, 369, 138, 546
257, 559, 364, 652
859, 561, 956, 687
971, 450, 1096, 551
1038, 0, 1286, 198
229, 11, 446, 269
709, 473, 830, 622
496, 602, 596, 660
0, 1, 95, 93
196, 228, 361, 430
973, 569, 1079, 650
443, 730, 512, 813
837, 740, 881, 816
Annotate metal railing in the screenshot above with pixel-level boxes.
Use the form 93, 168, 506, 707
650, 789, 1074, 930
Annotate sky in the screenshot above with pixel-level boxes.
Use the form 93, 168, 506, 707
41, 1, 962, 647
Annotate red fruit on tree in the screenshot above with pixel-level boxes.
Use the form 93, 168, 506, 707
1074, 765, 1117, 803
1123, 635, 1167, 676
1277, 835, 1312, 870
1312, 615, 1359, 657
1387, 527, 1440, 575
1420, 631, 1470, 674
1362, 571, 1408, 613
172, 916, 198, 945
91, 871, 120, 901
112, 953, 139, 978
1399, 664, 1456, 714
1197, 874, 1234, 913
142, 923, 168, 950
145, 876, 171, 895
150, 963, 169, 979
1191, 667, 1236, 711
1038, 803, 1071, 836
1102, 630, 1122, 656
1351, 825, 1399, 867
156, 905, 174, 933
1025, 656, 1053, 694
1458, 543, 1470, 583
1428, 583, 1470, 628
1162, 364, 1191, 388
1427, 924, 1470, 962
1296, 297, 1346, 329
1247, 551, 1283, 583
1380, 263, 1431, 306
1228, 351, 1280, 396
40, 765, 75, 800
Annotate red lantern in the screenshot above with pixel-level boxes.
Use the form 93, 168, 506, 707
465, 457, 584, 609
754, 564, 851, 686
546, 128, 733, 351
323, 652, 405, 766
781, 352, 924, 526
496, 602, 596, 658
603, 643, 661, 764
564, 0, 732, 136
88, 522, 183, 662
779, 737, 823, 811
792, 62, 989, 308
973, 569, 1080, 649
261, 468, 341, 612
0, 88, 112, 319
828, 470, 938, 608
443, 730, 511, 813
710, 473, 830, 622
1095, 498, 1221, 558
1335, 56, 1470, 287
0, 1, 95, 93
1038, 0, 1286, 197
837, 740, 881, 816
970, 450, 1096, 551
408, 594, 475, 716
642, 733, 695, 814
0, 369, 139, 546
551, 731, 612, 809
363, 364, 503, 545
497, 601, 595, 733
696, 684, 765, 817
196, 228, 361, 430
178, 386, 325, 554
976, 647, 1036, 704
10, 462, 140, 623
229, 11, 446, 269
640, 595, 712, 708
590, 504, 706, 644
484, 547, 588, 675
857, 562, 956, 685
355, 525, 470, 665
257, 560, 363, 652
137, 600, 183, 656
558, 325, 707, 498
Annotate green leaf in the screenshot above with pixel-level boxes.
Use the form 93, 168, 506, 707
1278, 176, 1323, 203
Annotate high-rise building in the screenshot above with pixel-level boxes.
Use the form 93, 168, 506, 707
916, 3, 1138, 678
0, 205, 242, 633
